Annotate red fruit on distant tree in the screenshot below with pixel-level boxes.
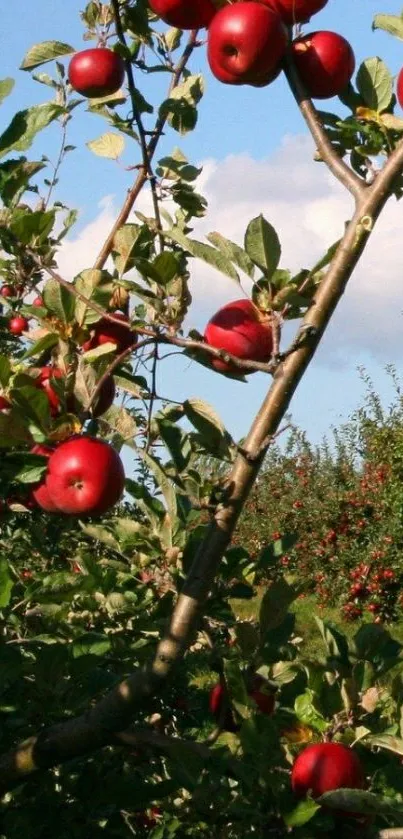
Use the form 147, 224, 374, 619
267, 0, 328, 24
292, 742, 365, 799
83, 312, 137, 355
1, 285, 13, 298
207, 3, 287, 86
34, 367, 64, 416
32, 296, 44, 307
68, 48, 125, 98
148, 0, 216, 29
0, 396, 10, 411
42, 436, 125, 516
204, 299, 273, 373
30, 445, 59, 513
8, 316, 29, 335
291, 31, 355, 99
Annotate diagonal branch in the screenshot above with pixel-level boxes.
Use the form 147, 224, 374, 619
283, 49, 366, 202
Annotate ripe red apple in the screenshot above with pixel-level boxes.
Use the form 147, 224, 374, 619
397, 68, 403, 110
8, 316, 29, 336
291, 31, 355, 99
204, 299, 273, 373
148, 0, 216, 29
210, 675, 274, 729
33, 296, 44, 307
209, 682, 240, 732
249, 676, 275, 715
1, 285, 13, 298
0, 396, 10, 411
291, 743, 365, 800
42, 436, 125, 516
34, 367, 64, 416
83, 312, 137, 355
68, 48, 125, 98
266, 0, 328, 24
207, 3, 287, 86
30, 444, 59, 513
91, 376, 116, 418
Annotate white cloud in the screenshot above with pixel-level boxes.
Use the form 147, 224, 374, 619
57, 135, 403, 365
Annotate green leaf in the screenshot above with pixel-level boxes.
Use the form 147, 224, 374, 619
207, 232, 255, 279
0, 103, 63, 159
166, 227, 240, 283
87, 132, 125, 160
294, 689, 327, 733
43, 278, 75, 323
0, 559, 13, 608
372, 13, 403, 41
259, 579, 300, 635
284, 799, 321, 827
184, 397, 233, 456
0, 78, 15, 106
0, 355, 11, 387
0, 158, 46, 207
9, 208, 56, 245
244, 215, 281, 278
72, 633, 112, 659
319, 789, 403, 817
356, 57, 393, 113
20, 332, 59, 360
365, 734, 403, 756
74, 269, 113, 326
20, 41, 74, 70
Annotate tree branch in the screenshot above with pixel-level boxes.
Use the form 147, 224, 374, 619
283, 49, 366, 202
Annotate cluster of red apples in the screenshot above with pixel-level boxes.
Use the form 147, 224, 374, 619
150, 0, 356, 99
209, 675, 366, 814
1, 289, 134, 516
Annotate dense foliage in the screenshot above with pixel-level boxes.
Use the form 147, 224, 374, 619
2, 0, 403, 837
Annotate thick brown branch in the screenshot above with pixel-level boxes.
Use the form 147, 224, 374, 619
2, 137, 403, 794
283, 50, 366, 201
93, 30, 199, 270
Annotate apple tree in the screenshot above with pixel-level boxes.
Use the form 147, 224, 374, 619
2, 1, 403, 837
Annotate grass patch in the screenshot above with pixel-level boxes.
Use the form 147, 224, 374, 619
230, 588, 403, 655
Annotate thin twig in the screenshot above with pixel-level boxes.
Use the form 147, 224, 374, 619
111, 0, 164, 252
283, 49, 366, 202
93, 30, 199, 270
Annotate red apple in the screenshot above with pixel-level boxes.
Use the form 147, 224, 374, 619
209, 682, 239, 732
249, 676, 275, 715
0, 396, 10, 411
1, 285, 13, 298
266, 0, 328, 24
68, 48, 125, 98
291, 743, 365, 799
34, 367, 64, 416
91, 376, 116, 418
43, 436, 125, 516
83, 312, 137, 355
291, 31, 355, 99
204, 299, 273, 373
30, 444, 59, 513
397, 68, 403, 110
148, 0, 216, 29
8, 316, 29, 336
207, 3, 287, 86
33, 296, 44, 307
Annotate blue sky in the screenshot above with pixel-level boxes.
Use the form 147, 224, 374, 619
3, 0, 403, 450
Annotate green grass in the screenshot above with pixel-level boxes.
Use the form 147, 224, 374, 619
231, 589, 403, 655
